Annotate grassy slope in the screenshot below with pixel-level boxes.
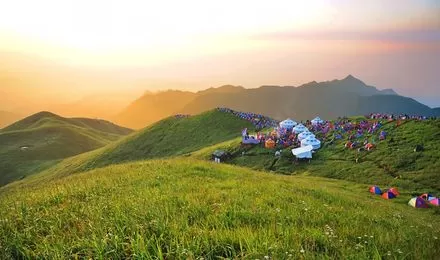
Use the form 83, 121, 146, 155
16, 110, 255, 183
0, 159, 439, 259
192, 119, 440, 193
0, 112, 132, 186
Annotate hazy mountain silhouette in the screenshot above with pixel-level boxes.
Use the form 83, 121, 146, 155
114, 90, 197, 129
0, 52, 144, 118
115, 75, 436, 128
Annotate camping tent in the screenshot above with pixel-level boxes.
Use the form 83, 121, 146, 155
298, 131, 315, 141
382, 191, 396, 199
369, 186, 382, 195
265, 139, 276, 149
291, 145, 313, 159
293, 124, 308, 134
408, 197, 429, 208
388, 187, 400, 196
301, 136, 321, 150
280, 118, 297, 129
420, 193, 436, 201
311, 117, 324, 125
429, 198, 439, 206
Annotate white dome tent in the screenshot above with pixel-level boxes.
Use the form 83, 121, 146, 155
298, 131, 315, 141
301, 135, 321, 150
279, 118, 297, 129
293, 124, 308, 134
311, 117, 324, 125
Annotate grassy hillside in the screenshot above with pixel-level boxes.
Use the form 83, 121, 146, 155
192, 118, 440, 193
0, 159, 439, 259
23, 110, 255, 180
0, 112, 132, 186
14, 111, 439, 195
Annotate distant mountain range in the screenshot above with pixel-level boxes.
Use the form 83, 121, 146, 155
115, 75, 439, 129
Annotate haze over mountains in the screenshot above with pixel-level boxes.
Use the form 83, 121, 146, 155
0, 110, 22, 129
115, 75, 438, 129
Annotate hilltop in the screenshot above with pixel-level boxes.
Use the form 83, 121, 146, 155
1, 159, 439, 258
0, 111, 132, 186
115, 76, 437, 129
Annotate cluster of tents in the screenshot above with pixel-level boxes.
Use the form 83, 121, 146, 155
241, 117, 323, 160
369, 186, 440, 208
369, 186, 400, 199
279, 118, 323, 159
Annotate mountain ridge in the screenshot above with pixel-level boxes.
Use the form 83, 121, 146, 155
114, 75, 429, 129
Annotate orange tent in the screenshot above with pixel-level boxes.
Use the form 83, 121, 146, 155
382, 191, 396, 199
265, 139, 276, 149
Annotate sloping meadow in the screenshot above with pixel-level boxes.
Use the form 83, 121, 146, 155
1, 159, 439, 259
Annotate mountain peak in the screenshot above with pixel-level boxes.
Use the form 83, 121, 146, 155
32, 111, 59, 118
342, 74, 363, 83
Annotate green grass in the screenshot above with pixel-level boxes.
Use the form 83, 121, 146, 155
0, 111, 132, 186
0, 159, 439, 259
1, 111, 440, 258
85, 110, 254, 166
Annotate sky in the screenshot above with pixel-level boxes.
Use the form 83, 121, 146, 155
0, 0, 439, 107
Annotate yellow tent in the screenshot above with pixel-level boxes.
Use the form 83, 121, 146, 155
265, 139, 276, 149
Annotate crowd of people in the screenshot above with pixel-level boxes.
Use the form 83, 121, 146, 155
367, 113, 430, 121
217, 107, 278, 129
174, 114, 191, 119
264, 128, 297, 148
311, 118, 385, 150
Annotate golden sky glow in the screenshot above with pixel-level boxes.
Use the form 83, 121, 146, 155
0, 0, 329, 66
0, 0, 439, 109
1, 0, 438, 66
